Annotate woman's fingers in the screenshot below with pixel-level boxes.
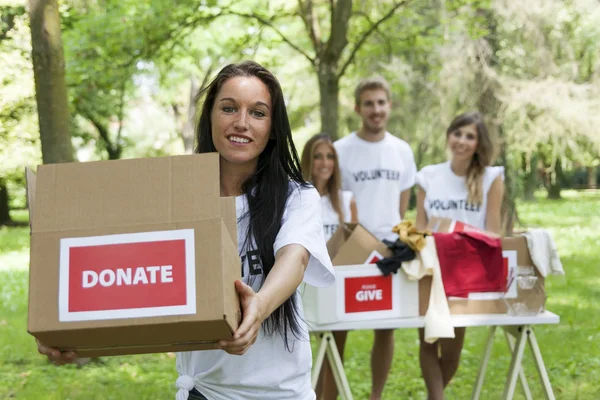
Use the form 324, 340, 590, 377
217, 325, 259, 355
215, 280, 265, 355
37, 339, 77, 364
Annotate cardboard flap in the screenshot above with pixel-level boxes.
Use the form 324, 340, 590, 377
25, 167, 37, 231
502, 236, 534, 267
326, 223, 354, 259
330, 223, 392, 266
32, 154, 222, 232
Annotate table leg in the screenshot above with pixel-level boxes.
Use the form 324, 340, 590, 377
527, 327, 556, 400
324, 332, 353, 400
502, 326, 528, 400
471, 326, 497, 400
504, 329, 533, 400
311, 332, 328, 390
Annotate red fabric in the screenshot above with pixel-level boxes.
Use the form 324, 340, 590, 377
433, 231, 506, 298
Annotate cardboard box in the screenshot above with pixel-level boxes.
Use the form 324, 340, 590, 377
302, 223, 419, 324
420, 217, 544, 315
26, 153, 242, 357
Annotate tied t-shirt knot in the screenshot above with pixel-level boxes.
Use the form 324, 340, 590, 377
175, 375, 195, 400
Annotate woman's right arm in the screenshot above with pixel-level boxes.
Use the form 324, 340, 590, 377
415, 186, 428, 231
36, 339, 77, 365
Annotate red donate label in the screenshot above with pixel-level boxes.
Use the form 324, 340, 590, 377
344, 275, 393, 313
68, 240, 187, 312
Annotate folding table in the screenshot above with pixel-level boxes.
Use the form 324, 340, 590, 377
309, 311, 560, 400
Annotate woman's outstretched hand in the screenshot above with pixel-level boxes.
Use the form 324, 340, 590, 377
216, 280, 265, 356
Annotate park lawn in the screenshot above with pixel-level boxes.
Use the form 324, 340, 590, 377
1, 192, 599, 399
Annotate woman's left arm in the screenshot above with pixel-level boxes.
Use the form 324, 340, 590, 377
217, 244, 308, 355
257, 244, 308, 318
350, 196, 359, 223
485, 175, 505, 235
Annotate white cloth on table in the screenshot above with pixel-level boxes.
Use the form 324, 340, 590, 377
402, 236, 454, 343
520, 229, 564, 277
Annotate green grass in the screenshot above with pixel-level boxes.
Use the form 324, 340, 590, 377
1, 193, 599, 399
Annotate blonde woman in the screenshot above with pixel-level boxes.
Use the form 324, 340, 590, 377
301, 133, 357, 400
301, 133, 358, 241
415, 111, 504, 400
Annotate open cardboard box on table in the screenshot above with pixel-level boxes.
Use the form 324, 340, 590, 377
25, 153, 241, 357
302, 223, 419, 325
420, 217, 545, 315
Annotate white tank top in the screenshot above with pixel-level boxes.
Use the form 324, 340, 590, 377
416, 161, 504, 230
321, 190, 353, 241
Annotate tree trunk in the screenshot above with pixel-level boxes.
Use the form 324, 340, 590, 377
475, 8, 517, 235
547, 160, 563, 200
523, 152, 538, 201
296, 0, 352, 139
87, 116, 121, 160
29, 0, 74, 164
317, 63, 340, 138
182, 78, 201, 154
587, 166, 597, 189
415, 140, 428, 170
497, 125, 517, 235
0, 179, 11, 226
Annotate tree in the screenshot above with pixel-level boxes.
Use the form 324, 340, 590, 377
151, 23, 264, 154
521, 152, 539, 201
234, 0, 411, 138
170, 67, 213, 154
29, 0, 74, 163
60, 0, 231, 158
492, 0, 600, 199
1, 3, 41, 225
0, 180, 9, 225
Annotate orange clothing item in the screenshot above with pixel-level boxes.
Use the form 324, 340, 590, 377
393, 220, 430, 252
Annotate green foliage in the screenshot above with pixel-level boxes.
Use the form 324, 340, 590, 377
1, 0, 599, 210
350, 0, 600, 199
0, 5, 41, 208
493, 0, 600, 166
58, 0, 272, 159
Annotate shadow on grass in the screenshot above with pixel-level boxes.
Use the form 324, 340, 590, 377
0, 220, 29, 228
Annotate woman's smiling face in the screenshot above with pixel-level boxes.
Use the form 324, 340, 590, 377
211, 76, 273, 169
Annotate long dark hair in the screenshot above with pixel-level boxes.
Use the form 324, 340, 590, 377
195, 61, 307, 348
300, 133, 345, 223
446, 111, 495, 205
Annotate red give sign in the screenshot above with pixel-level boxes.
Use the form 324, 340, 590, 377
344, 275, 393, 314
59, 229, 196, 322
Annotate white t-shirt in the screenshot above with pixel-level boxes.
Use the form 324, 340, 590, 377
334, 132, 416, 241
416, 161, 504, 230
321, 190, 353, 241
176, 183, 335, 400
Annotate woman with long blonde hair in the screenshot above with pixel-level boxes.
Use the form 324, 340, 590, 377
301, 133, 357, 400
415, 111, 504, 399
301, 133, 358, 241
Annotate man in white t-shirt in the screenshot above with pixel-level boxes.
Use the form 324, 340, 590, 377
334, 77, 416, 400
